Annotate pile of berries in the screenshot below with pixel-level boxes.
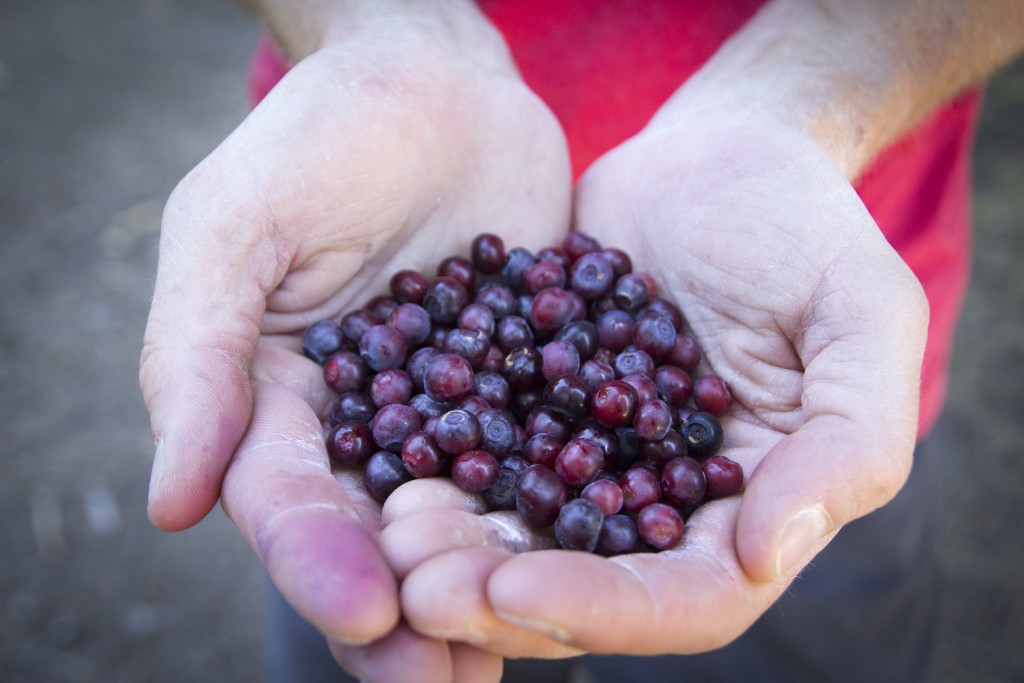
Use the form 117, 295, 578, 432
302, 232, 743, 555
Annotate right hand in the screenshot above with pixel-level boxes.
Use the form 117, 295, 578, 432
139, 6, 571, 679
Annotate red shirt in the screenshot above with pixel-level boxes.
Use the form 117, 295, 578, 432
249, 1, 978, 437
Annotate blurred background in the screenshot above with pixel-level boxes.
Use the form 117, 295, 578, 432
1, 1, 1021, 681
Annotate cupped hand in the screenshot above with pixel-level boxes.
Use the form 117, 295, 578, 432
138, 12, 570, 677
384, 114, 928, 658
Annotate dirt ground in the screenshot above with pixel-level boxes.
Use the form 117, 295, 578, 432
1, 2, 1021, 682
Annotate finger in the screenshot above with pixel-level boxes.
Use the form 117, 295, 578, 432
450, 643, 504, 683
221, 380, 399, 644
481, 499, 788, 655
141, 169, 286, 531
329, 622, 453, 683
330, 624, 505, 683
380, 477, 489, 525
736, 253, 928, 583
403, 547, 584, 659
380, 503, 556, 578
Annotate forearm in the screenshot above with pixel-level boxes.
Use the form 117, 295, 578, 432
234, 0, 513, 71
656, 0, 1024, 178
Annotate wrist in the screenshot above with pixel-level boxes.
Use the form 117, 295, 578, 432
647, 0, 1024, 180
239, 0, 515, 75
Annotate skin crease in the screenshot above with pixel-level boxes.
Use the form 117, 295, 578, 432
140, 0, 1024, 680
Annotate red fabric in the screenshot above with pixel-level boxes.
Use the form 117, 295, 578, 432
248, 1, 978, 437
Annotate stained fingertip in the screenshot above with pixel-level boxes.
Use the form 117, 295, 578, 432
262, 506, 399, 644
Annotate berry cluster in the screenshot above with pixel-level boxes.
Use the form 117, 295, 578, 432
302, 232, 743, 554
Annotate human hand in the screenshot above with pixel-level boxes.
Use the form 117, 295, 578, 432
380, 112, 928, 658
139, 2, 570, 676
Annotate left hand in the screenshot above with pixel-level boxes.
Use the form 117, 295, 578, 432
377, 110, 929, 658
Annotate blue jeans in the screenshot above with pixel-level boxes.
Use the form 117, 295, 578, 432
265, 441, 940, 683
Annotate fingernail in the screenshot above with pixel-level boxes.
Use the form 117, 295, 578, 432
148, 439, 167, 501
494, 609, 571, 643
775, 505, 829, 577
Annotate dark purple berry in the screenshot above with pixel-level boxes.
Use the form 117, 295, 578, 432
543, 373, 591, 420
562, 232, 602, 262
401, 431, 445, 478
302, 320, 346, 364
591, 380, 638, 428
634, 399, 673, 442
479, 410, 517, 457
443, 328, 491, 369
457, 303, 496, 337
369, 368, 413, 408
680, 411, 724, 460
363, 450, 413, 503
473, 371, 511, 409
408, 393, 448, 421
619, 467, 662, 513
323, 351, 369, 394
433, 409, 481, 455
329, 391, 376, 425
554, 439, 604, 488
495, 315, 534, 352
359, 324, 408, 372
554, 498, 605, 552
484, 465, 520, 510
516, 464, 567, 528
522, 433, 565, 468
524, 406, 573, 442
595, 310, 635, 352
503, 346, 543, 391
702, 455, 744, 499
581, 479, 624, 516
423, 353, 474, 401
632, 315, 676, 361
471, 233, 506, 274
387, 303, 432, 346
613, 273, 649, 312
389, 269, 429, 304
370, 403, 422, 453
437, 256, 475, 292
661, 456, 706, 509
500, 247, 536, 289
596, 514, 641, 556
451, 449, 500, 492
326, 421, 375, 467
340, 309, 381, 345
541, 340, 581, 382
522, 259, 567, 294
667, 334, 701, 371
475, 284, 517, 319
602, 248, 632, 277
530, 287, 584, 336
614, 347, 655, 378
654, 365, 693, 408
553, 320, 599, 361
570, 252, 615, 300
693, 375, 733, 416
423, 276, 469, 324
636, 503, 684, 550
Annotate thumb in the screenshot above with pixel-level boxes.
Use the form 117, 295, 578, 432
140, 167, 286, 531
736, 260, 928, 584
